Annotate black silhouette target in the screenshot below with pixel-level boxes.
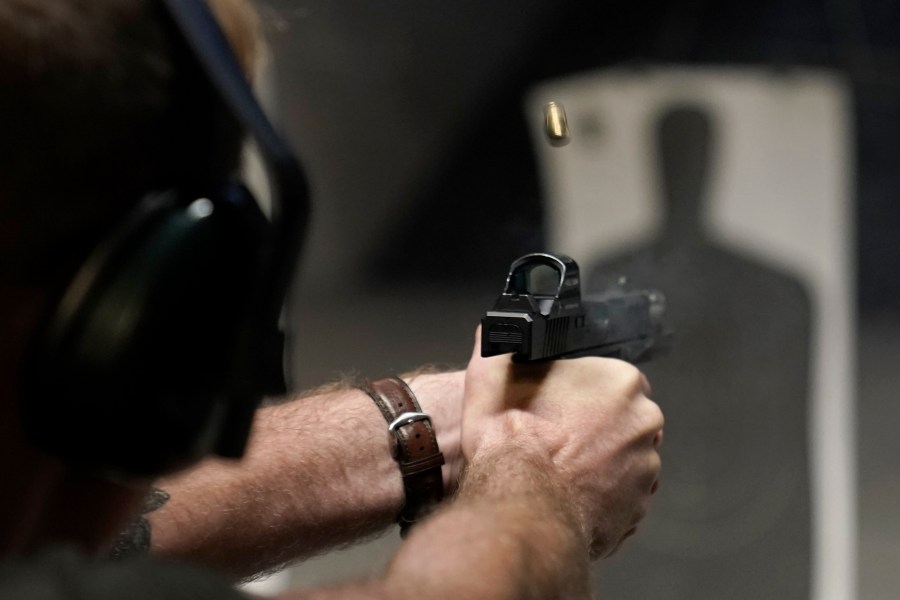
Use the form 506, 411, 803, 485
588, 104, 812, 599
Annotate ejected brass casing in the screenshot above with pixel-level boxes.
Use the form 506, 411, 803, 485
544, 101, 570, 147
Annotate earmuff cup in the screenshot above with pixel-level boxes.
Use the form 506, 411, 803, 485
20, 183, 271, 478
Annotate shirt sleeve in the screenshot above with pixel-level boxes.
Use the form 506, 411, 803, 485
0, 545, 251, 600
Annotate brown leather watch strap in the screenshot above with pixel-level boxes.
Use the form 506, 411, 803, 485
360, 377, 444, 536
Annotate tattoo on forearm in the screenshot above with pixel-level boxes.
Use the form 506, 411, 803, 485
106, 488, 170, 560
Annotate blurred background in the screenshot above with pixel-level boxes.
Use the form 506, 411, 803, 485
243, 0, 899, 598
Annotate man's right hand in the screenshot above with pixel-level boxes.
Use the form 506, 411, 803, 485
272, 327, 664, 599
461, 326, 664, 558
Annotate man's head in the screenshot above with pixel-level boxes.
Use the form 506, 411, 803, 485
0, 0, 266, 554
0, 0, 261, 288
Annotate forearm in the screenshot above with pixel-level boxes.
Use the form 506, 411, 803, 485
279, 444, 590, 600
147, 372, 463, 580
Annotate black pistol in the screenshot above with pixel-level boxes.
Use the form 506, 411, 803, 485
481, 253, 670, 363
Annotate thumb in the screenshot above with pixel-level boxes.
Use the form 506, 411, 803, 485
466, 323, 512, 393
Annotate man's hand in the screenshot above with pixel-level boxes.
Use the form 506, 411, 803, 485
273, 327, 664, 599
462, 326, 664, 558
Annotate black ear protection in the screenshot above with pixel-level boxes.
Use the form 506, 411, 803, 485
19, 0, 309, 479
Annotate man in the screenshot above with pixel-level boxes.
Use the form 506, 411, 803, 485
0, 0, 664, 597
